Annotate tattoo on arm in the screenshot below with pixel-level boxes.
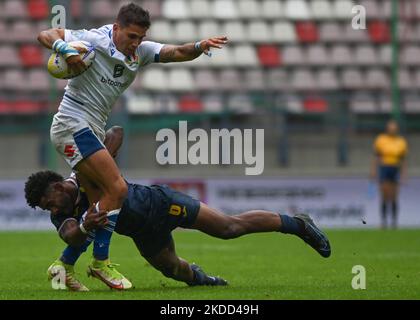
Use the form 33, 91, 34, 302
160, 44, 201, 63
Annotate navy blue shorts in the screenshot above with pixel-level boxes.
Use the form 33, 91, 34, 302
379, 165, 400, 183
130, 185, 201, 257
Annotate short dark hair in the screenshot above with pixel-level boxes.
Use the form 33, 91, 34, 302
25, 171, 64, 209
117, 3, 151, 29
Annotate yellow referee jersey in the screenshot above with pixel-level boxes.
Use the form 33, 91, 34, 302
374, 134, 408, 166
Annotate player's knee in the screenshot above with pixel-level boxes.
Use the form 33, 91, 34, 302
106, 178, 128, 202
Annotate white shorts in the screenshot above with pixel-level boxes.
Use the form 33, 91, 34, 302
50, 111, 106, 169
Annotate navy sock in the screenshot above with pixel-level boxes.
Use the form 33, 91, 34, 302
278, 214, 303, 236
92, 208, 119, 260
61, 235, 93, 265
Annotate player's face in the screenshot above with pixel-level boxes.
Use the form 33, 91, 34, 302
113, 23, 148, 57
39, 184, 74, 216
386, 120, 399, 135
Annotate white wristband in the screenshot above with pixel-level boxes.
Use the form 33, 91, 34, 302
79, 223, 88, 234
194, 41, 202, 52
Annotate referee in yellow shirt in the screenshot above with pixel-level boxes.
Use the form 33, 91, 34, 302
370, 120, 408, 229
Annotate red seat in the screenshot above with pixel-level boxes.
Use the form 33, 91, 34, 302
19, 45, 44, 67
368, 21, 390, 43
0, 101, 12, 114
304, 98, 328, 113
28, 0, 49, 19
296, 22, 319, 43
12, 101, 42, 114
178, 96, 203, 113
257, 45, 281, 67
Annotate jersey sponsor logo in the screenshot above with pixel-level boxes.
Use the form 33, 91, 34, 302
113, 64, 125, 78
64, 145, 76, 158
100, 76, 127, 88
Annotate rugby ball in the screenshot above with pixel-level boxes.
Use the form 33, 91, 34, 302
47, 41, 96, 79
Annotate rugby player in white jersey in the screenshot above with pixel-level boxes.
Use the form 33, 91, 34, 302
37, 2, 228, 289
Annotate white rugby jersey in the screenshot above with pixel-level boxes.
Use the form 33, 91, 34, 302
61, 24, 164, 126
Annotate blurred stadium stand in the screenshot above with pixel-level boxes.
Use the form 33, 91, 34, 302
1, 0, 420, 178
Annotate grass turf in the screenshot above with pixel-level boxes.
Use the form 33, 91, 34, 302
0, 229, 419, 300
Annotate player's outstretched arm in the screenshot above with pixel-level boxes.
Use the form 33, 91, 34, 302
159, 36, 228, 63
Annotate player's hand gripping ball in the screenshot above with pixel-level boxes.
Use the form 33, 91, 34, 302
47, 41, 96, 79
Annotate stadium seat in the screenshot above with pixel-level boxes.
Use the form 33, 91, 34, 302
0, 46, 20, 67
140, 0, 161, 18
331, 45, 355, 66
213, 0, 239, 20
403, 93, 420, 113
162, 0, 190, 19
368, 21, 390, 43
13, 101, 42, 114
243, 70, 266, 90
178, 95, 203, 113
333, 0, 354, 19
71, 0, 83, 19
3, 0, 28, 18
248, 21, 272, 43
222, 21, 246, 43
282, 46, 306, 65
360, 0, 382, 19
365, 68, 389, 90
261, 0, 284, 19
168, 69, 195, 91
285, 0, 311, 20
307, 45, 330, 66
304, 97, 328, 113
283, 94, 304, 113
155, 93, 178, 113
350, 92, 378, 113
27, 69, 50, 91
28, 0, 49, 20
174, 21, 197, 42
310, 0, 333, 20
19, 45, 44, 67
378, 94, 392, 113
232, 45, 259, 67
316, 69, 340, 90
267, 70, 291, 91
219, 69, 243, 91
257, 45, 281, 67
126, 94, 155, 114
413, 69, 420, 89
238, 0, 260, 18
149, 20, 174, 42
398, 69, 415, 90
379, 45, 391, 65
210, 46, 232, 67
228, 93, 254, 114
291, 69, 317, 90
7, 22, 38, 43
344, 24, 369, 43
0, 101, 12, 114
319, 23, 344, 42
3, 70, 26, 91
142, 68, 169, 91
295, 22, 319, 43
195, 69, 220, 91
202, 93, 224, 113
198, 21, 221, 39
354, 46, 378, 66
401, 46, 420, 66
189, 0, 212, 18
272, 22, 297, 43
341, 69, 365, 89
89, 0, 115, 19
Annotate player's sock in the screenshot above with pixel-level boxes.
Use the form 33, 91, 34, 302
92, 203, 120, 260
278, 214, 304, 236
381, 201, 388, 228
391, 201, 398, 229
61, 233, 94, 265
188, 264, 228, 286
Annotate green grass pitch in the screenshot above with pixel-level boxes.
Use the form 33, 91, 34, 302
0, 229, 419, 300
